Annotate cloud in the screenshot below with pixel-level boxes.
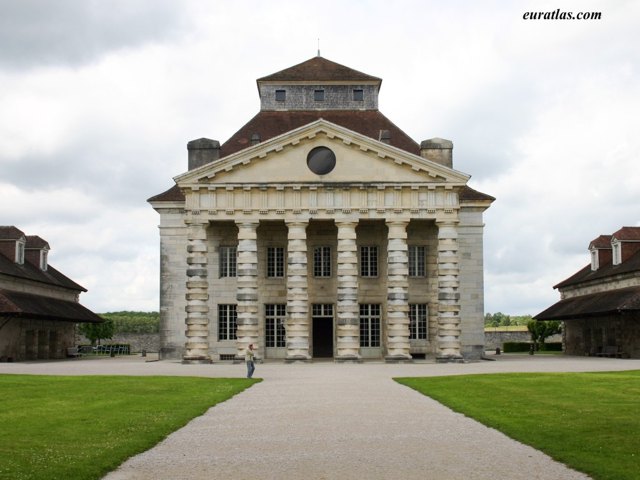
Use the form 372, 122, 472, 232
0, 0, 188, 70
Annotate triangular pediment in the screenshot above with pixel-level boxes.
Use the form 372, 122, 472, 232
175, 120, 470, 187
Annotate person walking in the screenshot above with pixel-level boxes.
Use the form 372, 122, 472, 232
245, 343, 256, 378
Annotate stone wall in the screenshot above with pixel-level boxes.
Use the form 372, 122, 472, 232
484, 330, 562, 350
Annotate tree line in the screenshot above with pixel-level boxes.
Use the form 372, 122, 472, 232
78, 311, 159, 345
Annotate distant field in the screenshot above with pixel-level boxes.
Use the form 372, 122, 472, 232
397, 371, 640, 480
0, 375, 259, 480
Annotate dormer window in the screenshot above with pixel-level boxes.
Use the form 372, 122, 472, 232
314, 89, 324, 101
612, 240, 622, 265
40, 250, 48, 271
275, 90, 286, 102
590, 248, 598, 271
16, 241, 25, 264
353, 89, 364, 101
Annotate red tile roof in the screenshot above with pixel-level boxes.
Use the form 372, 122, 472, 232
258, 56, 381, 84
26, 235, 50, 249
554, 248, 640, 289
613, 226, 640, 241
0, 249, 86, 292
219, 110, 420, 158
0, 226, 25, 240
0, 289, 102, 323
589, 235, 612, 249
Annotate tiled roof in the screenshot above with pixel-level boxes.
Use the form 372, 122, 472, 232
257, 56, 381, 84
589, 235, 612, 249
535, 286, 640, 320
554, 248, 640, 289
26, 235, 50, 249
613, 226, 640, 241
219, 110, 420, 158
0, 289, 102, 323
459, 185, 495, 203
0, 226, 24, 240
0, 251, 86, 292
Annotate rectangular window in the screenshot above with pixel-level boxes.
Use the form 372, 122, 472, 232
218, 304, 237, 341
314, 89, 325, 101
219, 246, 237, 278
267, 247, 285, 278
409, 304, 428, 340
359, 304, 381, 347
15, 242, 25, 264
265, 304, 286, 348
313, 246, 332, 277
353, 89, 364, 101
360, 246, 378, 277
275, 89, 286, 102
312, 304, 333, 317
408, 245, 426, 277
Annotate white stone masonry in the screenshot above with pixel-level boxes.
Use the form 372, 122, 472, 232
285, 220, 311, 361
436, 220, 463, 362
336, 220, 360, 360
236, 221, 260, 358
183, 221, 211, 363
386, 219, 411, 361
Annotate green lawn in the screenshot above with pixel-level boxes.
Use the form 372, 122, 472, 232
396, 371, 640, 480
0, 375, 259, 480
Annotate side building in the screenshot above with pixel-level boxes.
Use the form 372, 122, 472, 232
536, 226, 640, 358
149, 56, 494, 363
0, 226, 102, 361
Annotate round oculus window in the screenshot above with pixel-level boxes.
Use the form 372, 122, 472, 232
307, 146, 336, 175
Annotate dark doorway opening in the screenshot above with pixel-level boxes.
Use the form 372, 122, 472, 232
312, 317, 333, 358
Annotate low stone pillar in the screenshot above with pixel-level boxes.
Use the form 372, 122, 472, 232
235, 220, 260, 359
183, 220, 212, 364
285, 220, 311, 361
435, 220, 463, 363
386, 219, 412, 362
336, 220, 360, 361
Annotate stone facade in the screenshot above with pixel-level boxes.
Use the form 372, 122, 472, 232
149, 57, 493, 363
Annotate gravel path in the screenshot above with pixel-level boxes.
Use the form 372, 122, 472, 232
5, 355, 638, 479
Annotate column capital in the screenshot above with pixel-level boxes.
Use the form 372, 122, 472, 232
384, 218, 411, 227
235, 219, 260, 228
335, 219, 359, 228
284, 219, 309, 228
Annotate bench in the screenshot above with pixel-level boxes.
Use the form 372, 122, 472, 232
66, 347, 82, 358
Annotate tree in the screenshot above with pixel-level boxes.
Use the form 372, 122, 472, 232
78, 319, 115, 346
527, 320, 562, 350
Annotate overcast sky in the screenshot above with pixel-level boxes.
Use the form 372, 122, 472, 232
1, 0, 638, 315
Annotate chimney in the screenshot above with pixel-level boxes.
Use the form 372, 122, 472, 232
420, 138, 453, 168
187, 138, 220, 170
379, 130, 391, 144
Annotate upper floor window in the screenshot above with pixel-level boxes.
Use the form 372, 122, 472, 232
15, 241, 25, 265
275, 89, 286, 102
360, 246, 378, 277
267, 247, 285, 278
314, 89, 325, 101
353, 89, 364, 101
408, 245, 426, 277
219, 246, 237, 278
612, 241, 622, 265
313, 246, 331, 277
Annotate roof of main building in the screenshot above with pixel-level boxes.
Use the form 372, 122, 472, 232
257, 56, 381, 84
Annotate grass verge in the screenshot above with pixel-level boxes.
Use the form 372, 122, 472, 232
0, 375, 259, 480
396, 371, 640, 480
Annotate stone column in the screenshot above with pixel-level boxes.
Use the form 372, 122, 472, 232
285, 220, 311, 361
235, 220, 260, 359
385, 219, 412, 362
435, 219, 463, 362
183, 220, 211, 363
336, 220, 360, 361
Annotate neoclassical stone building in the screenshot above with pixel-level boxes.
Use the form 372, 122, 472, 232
149, 56, 494, 363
